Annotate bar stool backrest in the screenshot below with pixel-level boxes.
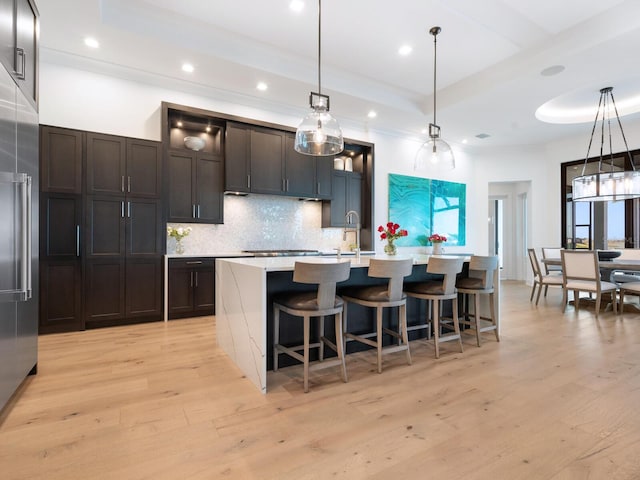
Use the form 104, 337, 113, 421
468, 255, 499, 290
292, 261, 352, 310
367, 258, 414, 301
426, 257, 465, 295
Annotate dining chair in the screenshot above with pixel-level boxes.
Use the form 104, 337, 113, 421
341, 258, 414, 373
527, 248, 563, 305
618, 281, 640, 313
273, 260, 351, 393
560, 250, 618, 318
405, 256, 465, 358
541, 247, 563, 275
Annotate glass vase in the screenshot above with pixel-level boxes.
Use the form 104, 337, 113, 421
384, 240, 397, 255
175, 239, 185, 255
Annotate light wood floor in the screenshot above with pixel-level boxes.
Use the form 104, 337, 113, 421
1, 281, 640, 479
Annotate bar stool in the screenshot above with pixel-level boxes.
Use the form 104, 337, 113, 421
273, 260, 351, 393
341, 258, 414, 373
404, 256, 465, 358
456, 255, 500, 346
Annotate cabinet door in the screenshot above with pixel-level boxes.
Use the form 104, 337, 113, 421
284, 133, 315, 197
126, 138, 161, 198
249, 127, 284, 195
39, 261, 82, 333
0, 0, 14, 75
40, 126, 83, 194
168, 151, 195, 222
86, 133, 126, 195
195, 154, 223, 224
225, 122, 249, 193
193, 266, 214, 314
40, 193, 81, 259
347, 172, 362, 222
168, 265, 193, 317
127, 198, 162, 257
323, 170, 347, 227
315, 156, 333, 199
125, 259, 162, 319
85, 195, 126, 259
15, 0, 37, 106
84, 258, 126, 325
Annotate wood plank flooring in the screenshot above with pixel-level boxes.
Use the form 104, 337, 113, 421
1, 281, 640, 479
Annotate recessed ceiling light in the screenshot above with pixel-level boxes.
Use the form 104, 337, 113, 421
367, 110, 377, 119
462, 139, 468, 144
182, 63, 194, 73
176, 121, 183, 128
84, 37, 99, 48
421, 128, 428, 134
398, 45, 412, 56
540, 65, 565, 77
289, 0, 304, 12
256, 82, 268, 91
205, 126, 212, 133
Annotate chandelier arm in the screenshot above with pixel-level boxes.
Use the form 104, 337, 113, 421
610, 90, 636, 171
598, 91, 606, 174
606, 92, 615, 173
581, 91, 604, 176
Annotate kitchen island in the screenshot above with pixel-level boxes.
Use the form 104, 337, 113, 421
216, 254, 500, 392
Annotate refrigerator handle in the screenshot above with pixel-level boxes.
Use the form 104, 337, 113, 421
19, 175, 32, 300
76, 225, 81, 257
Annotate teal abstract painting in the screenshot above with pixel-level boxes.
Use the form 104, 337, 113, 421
388, 174, 466, 246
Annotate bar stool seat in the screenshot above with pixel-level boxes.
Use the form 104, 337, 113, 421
341, 258, 414, 373
273, 260, 351, 393
405, 256, 465, 358
456, 255, 500, 346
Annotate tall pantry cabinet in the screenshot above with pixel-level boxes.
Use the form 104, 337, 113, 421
39, 126, 164, 333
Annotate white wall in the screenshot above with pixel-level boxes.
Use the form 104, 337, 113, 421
42, 60, 640, 260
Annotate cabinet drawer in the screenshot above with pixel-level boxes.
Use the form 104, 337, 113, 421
169, 257, 215, 269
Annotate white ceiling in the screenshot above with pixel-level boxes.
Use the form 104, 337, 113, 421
37, 0, 640, 147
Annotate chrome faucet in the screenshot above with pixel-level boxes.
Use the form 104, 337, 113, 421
344, 210, 361, 260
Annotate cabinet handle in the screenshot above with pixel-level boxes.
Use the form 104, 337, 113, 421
192, 204, 196, 218
186, 261, 203, 265
127, 201, 131, 218
282, 178, 285, 191
197, 204, 201, 218
128, 176, 131, 193
15, 47, 25, 80
247, 175, 251, 189
317, 182, 320, 193
195, 272, 199, 288
190, 271, 193, 287
76, 225, 80, 257
121, 176, 125, 192
121, 201, 125, 218
286, 179, 289, 191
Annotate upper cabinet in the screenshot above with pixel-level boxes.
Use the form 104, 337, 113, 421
225, 123, 332, 199
40, 126, 82, 194
164, 104, 225, 224
0, 0, 38, 109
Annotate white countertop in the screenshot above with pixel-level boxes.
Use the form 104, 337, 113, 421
165, 252, 253, 259
216, 253, 468, 272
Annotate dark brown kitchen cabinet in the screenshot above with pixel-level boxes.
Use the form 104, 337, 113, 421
168, 258, 215, 319
87, 135, 161, 198
0, 0, 38, 107
225, 122, 249, 193
40, 126, 82, 194
283, 132, 332, 199
39, 193, 82, 333
167, 151, 223, 224
249, 127, 285, 195
322, 170, 362, 228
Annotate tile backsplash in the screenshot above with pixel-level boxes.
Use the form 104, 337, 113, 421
167, 195, 348, 254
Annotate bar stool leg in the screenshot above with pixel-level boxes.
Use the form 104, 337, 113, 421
473, 292, 481, 347
303, 316, 310, 393
400, 303, 411, 365
319, 315, 325, 361
335, 312, 348, 383
376, 307, 383, 373
342, 302, 349, 355
433, 299, 440, 359
453, 297, 463, 353
273, 306, 280, 371
490, 292, 499, 341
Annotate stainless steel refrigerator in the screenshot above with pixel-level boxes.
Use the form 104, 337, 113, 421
0, 62, 38, 412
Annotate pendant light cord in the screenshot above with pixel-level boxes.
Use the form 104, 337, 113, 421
317, 0, 322, 96
432, 29, 437, 126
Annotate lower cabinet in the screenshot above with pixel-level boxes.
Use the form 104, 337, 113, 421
84, 258, 163, 328
168, 258, 215, 319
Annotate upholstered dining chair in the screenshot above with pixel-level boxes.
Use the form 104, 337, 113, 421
273, 260, 351, 393
527, 248, 563, 305
618, 282, 640, 313
541, 247, 563, 275
341, 258, 414, 373
560, 250, 618, 318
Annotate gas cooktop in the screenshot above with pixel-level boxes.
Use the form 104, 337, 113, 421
242, 249, 321, 257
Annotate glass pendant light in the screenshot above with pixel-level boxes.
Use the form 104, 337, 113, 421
572, 87, 640, 202
294, 0, 344, 156
414, 26, 455, 171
